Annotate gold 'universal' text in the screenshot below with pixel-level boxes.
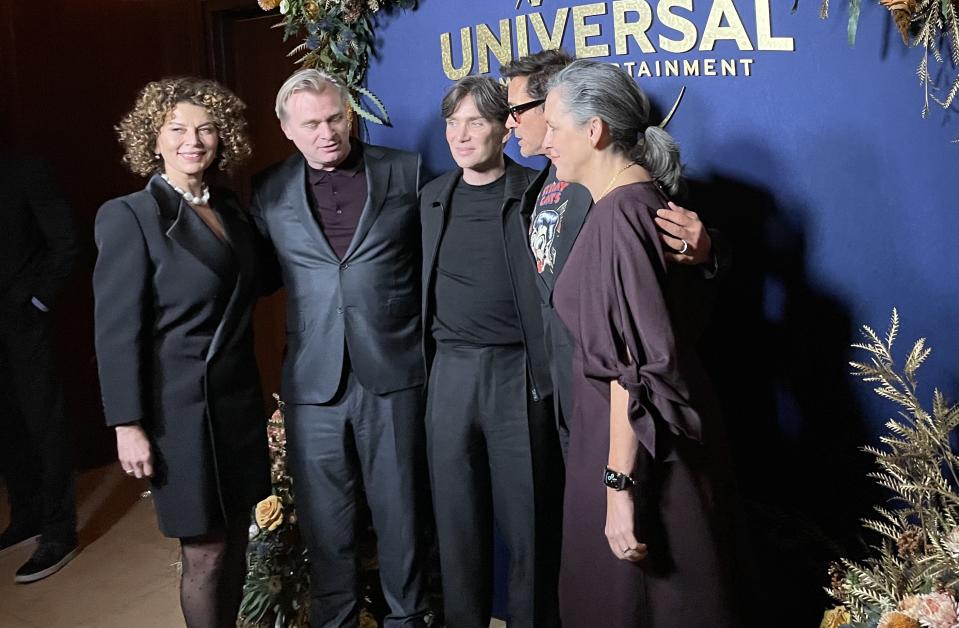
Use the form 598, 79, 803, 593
439, 0, 793, 79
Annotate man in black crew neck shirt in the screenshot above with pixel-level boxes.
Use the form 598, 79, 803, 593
419, 76, 562, 628
430, 175, 521, 346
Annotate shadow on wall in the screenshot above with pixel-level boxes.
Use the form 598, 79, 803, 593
686, 140, 880, 627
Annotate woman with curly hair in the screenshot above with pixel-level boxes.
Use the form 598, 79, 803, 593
93, 77, 272, 627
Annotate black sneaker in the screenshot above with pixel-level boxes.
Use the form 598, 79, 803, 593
0, 525, 41, 556
14, 540, 79, 583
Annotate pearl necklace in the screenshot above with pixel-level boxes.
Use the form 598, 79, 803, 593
598, 162, 635, 201
161, 173, 210, 205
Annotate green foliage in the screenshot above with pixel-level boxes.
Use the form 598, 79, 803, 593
811, 0, 959, 121
263, 0, 418, 126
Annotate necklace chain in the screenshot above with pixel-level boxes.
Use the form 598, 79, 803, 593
598, 162, 635, 201
161, 173, 210, 206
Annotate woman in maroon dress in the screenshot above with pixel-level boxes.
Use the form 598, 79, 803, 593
542, 59, 734, 627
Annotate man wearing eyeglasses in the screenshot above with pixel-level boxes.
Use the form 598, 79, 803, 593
501, 49, 726, 457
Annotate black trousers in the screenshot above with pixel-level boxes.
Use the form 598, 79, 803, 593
0, 297, 76, 543
426, 343, 562, 628
284, 367, 429, 628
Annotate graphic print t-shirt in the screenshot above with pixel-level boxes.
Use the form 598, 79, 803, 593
529, 166, 575, 290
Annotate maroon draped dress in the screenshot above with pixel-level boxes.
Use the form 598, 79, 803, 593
552, 181, 734, 627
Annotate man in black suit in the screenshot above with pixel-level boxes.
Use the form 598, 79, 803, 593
0, 154, 79, 582
419, 76, 563, 628
250, 69, 428, 628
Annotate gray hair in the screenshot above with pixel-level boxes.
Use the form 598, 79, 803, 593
548, 60, 682, 194
275, 68, 350, 120
440, 75, 509, 124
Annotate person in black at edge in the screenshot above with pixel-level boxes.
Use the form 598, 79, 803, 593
0, 153, 80, 583
419, 76, 563, 627
501, 49, 729, 458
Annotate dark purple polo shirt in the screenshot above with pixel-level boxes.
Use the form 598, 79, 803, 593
306, 142, 368, 259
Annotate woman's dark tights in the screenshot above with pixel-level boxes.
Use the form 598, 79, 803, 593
179, 520, 249, 628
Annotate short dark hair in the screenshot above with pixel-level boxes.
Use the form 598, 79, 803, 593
440, 75, 509, 124
500, 49, 575, 100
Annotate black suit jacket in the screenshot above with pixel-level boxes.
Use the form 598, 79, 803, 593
0, 154, 78, 308
419, 156, 551, 400
93, 175, 270, 537
250, 144, 424, 404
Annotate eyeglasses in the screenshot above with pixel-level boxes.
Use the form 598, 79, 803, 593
507, 99, 545, 122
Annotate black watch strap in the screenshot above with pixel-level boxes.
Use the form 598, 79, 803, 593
604, 466, 635, 491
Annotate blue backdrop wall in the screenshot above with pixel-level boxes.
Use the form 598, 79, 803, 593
358, 0, 956, 623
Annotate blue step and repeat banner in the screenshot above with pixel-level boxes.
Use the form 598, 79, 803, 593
361, 0, 956, 621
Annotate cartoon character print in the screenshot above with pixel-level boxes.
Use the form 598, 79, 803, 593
530, 199, 567, 274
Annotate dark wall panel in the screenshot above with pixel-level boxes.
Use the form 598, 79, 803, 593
1, 0, 208, 468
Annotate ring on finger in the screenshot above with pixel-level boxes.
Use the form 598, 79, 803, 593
678, 239, 689, 254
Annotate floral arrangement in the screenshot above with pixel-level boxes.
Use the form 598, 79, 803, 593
815, 0, 959, 118
240, 395, 311, 627
822, 310, 959, 628
257, 0, 417, 126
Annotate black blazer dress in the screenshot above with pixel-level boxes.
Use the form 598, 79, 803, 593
93, 174, 270, 538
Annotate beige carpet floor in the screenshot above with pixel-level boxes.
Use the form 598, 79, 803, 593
0, 464, 181, 627
0, 464, 506, 628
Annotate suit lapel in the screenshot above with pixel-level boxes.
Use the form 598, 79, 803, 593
419, 169, 459, 322
343, 144, 390, 260
148, 175, 233, 282
425, 169, 460, 269
282, 157, 338, 261
501, 156, 533, 213
206, 197, 252, 362
520, 165, 550, 232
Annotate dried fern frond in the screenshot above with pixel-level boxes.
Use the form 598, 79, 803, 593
826, 310, 959, 622
812, 0, 958, 125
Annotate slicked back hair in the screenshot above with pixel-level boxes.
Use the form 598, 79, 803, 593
549, 60, 683, 194
500, 49, 575, 100
275, 68, 349, 120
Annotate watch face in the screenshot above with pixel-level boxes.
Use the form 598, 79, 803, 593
605, 467, 631, 490
604, 469, 623, 489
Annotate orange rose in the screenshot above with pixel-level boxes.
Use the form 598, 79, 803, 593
255, 495, 284, 531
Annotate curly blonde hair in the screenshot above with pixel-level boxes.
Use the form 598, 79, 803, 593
116, 77, 252, 177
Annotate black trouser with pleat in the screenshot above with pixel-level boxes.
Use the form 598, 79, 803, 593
0, 297, 76, 545
425, 342, 562, 628
284, 366, 430, 628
